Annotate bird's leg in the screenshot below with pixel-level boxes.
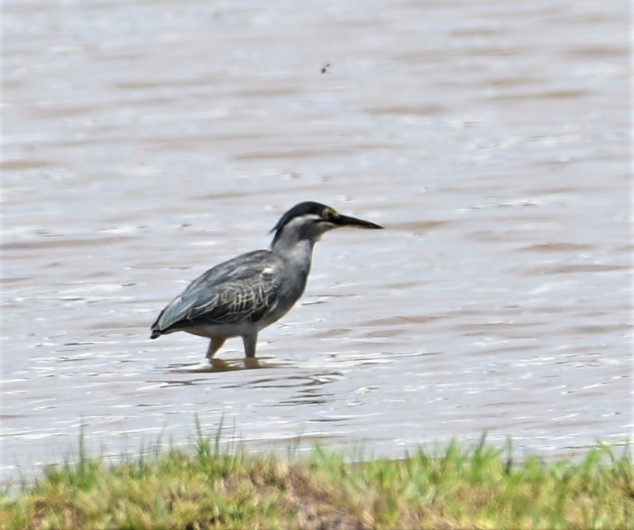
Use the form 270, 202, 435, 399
242, 333, 258, 358
206, 337, 226, 360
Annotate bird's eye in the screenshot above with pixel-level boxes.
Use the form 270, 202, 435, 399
322, 208, 339, 222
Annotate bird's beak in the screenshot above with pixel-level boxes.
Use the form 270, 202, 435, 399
335, 213, 383, 230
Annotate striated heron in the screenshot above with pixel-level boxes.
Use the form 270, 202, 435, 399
150, 201, 383, 361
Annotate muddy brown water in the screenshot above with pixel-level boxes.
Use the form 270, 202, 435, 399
2, 1, 631, 481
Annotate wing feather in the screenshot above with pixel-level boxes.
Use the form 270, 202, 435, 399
151, 250, 280, 335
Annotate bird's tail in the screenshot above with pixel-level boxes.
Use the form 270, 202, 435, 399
150, 314, 163, 339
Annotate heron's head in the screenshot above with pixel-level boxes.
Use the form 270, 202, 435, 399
271, 201, 383, 249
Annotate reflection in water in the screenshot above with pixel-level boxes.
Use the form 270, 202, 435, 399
168, 357, 290, 373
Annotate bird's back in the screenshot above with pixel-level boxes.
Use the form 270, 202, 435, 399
150, 249, 297, 338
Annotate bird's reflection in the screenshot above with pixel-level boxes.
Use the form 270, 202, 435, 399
167, 357, 286, 373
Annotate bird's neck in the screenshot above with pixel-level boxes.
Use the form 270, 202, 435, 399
272, 235, 315, 255
271, 236, 315, 275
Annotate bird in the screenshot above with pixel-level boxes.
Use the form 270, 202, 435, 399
150, 201, 383, 362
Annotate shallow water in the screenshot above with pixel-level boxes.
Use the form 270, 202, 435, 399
1, 0, 631, 480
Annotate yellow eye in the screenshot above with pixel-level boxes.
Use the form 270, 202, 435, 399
322, 208, 339, 222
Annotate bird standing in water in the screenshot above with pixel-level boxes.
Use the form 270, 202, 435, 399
150, 201, 383, 362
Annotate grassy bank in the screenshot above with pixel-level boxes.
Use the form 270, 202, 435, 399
1, 433, 631, 529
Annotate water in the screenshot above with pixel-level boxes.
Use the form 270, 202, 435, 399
2, 0, 631, 481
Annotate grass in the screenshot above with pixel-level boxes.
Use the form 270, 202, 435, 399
0, 429, 631, 529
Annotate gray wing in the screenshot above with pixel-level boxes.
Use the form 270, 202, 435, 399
151, 250, 281, 335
